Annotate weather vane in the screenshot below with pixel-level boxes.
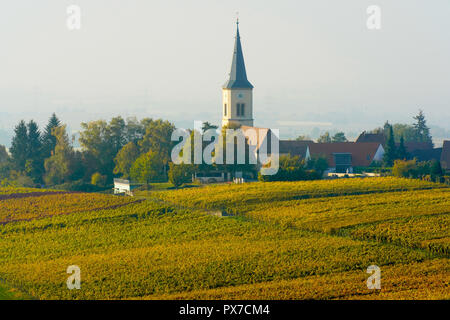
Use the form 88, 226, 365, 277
236, 11, 239, 24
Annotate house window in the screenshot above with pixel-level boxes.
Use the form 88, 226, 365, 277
333, 153, 352, 173
224, 104, 227, 116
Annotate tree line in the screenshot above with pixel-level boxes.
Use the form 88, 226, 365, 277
0, 114, 178, 189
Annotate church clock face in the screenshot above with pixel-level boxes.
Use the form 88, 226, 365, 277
237, 93, 244, 99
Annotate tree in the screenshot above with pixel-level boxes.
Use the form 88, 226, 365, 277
392, 159, 417, 178
413, 110, 432, 144
295, 135, 311, 141
332, 132, 347, 142
91, 172, 107, 187
0, 145, 10, 181
383, 124, 397, 166
43, 125, 76, 185
202, 122, 218, 133
41, 113, 61, 159
138, 119, 176, 177
130, 151, 164, 185
397, 135, 408, 160
430, 159, 442, 179
168, 162, 194, 187
392, 124, 416, 143
0, 145, 8, 164
317, 132, 331, 143
109, 116, 127, 154
113, 142, 140, 179
26, 120, 44, 183
9, 120, 29, 170
307, 155, 329, 176
79, 120, 117, 179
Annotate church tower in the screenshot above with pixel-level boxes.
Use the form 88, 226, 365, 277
222, 19, 254, 128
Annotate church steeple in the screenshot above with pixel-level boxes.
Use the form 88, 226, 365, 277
222, 18, 254, 128
223, 20, 253, 89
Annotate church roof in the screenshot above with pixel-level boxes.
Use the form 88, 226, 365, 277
223, 21, 254, 89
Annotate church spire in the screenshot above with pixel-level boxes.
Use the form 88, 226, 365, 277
223, 19, 253, 89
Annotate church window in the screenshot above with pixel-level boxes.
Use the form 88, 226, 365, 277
224, 104, 227, 116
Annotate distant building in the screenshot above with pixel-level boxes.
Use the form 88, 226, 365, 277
441, 141, 450, 172
409, 147, 442, 162
308, 142, 384, 173
356, 131, 386, 145
113, 178, 138, 196
279, 140, 311, 159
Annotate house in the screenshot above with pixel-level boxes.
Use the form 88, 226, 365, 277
356, 131, 386, 145
308, 142, 384, 173
409, 147, 442, 162
441, 141, 450, 172
279, 140, 311, 159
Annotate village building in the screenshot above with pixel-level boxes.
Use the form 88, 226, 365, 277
308, 142, 384, 174
440, 140, 450, 172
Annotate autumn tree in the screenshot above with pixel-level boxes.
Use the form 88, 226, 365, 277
138, 119, 176, 177
113, 142, 140, 179
130, 151, 165, 185
43, 125, 76, 185
317, 132, 331, 143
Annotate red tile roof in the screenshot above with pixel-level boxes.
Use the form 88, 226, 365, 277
309, 142, 382, 167
279, 140, 311, 158
356, 131, 386, 144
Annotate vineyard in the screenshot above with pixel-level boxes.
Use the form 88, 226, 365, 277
0, 177, 448, 299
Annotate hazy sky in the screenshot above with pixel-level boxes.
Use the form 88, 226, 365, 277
1, 0, 449, 143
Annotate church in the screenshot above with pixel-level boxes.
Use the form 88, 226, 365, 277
218, 20, 385, 176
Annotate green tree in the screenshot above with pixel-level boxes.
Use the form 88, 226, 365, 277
43, 125, 76, 185
168, 162, 194, 187
41, 113, 61, 158
91, 172, 108, 187
138, 119, 176, 177
392, 124, 416, 143
26, 120, 44, 183
202, 122, 218, 133
383, 124, 397, 166
397, 135, 408, 160
392, 159, 417, 178
113, 142, 140, 179
130, 151, 164, 185
295, 135, 311, 141
9, 120, 29, 170
317, 132, 331, 143
332, 132, 347, 142
0, 145, 8, 164
413, 110, 432, 144
307, 155, 329, 176
109, 116, 127, 153
79, 120, 117, 179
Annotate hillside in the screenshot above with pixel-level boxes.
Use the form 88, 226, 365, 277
0, 178, 448, 300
